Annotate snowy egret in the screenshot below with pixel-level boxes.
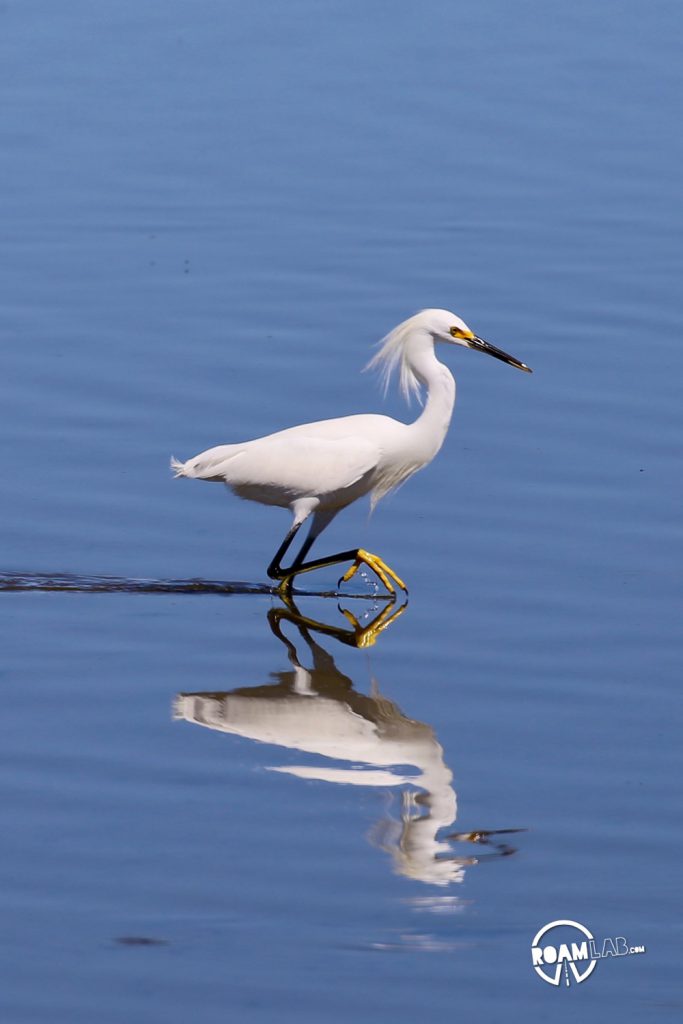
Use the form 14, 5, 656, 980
171, 308, 532, 596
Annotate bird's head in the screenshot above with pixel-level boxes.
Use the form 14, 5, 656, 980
418, 308, 532, 373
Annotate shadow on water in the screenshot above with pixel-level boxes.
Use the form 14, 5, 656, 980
174, 598, 525, 887
0, 570, 379, 599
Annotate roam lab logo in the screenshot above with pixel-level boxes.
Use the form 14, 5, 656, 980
531, 919, 646, 987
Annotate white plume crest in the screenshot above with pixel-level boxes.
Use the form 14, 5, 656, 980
365, 312, 425, 404
365, 308, 464, 405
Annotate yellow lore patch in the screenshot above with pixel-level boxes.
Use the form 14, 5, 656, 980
449, 326, 475, 340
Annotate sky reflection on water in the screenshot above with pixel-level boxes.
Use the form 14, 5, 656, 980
0, 0, 680, 1020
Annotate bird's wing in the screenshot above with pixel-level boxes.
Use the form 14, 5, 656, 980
191, 435, 380, 499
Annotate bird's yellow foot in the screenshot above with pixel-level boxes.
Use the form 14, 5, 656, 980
340, 601, 407, 648
339, 549, 407, 597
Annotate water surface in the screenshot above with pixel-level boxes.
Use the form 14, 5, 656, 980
1, 1, 681, 1020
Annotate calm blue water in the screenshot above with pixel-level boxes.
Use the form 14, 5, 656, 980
1, 1, 681, 1020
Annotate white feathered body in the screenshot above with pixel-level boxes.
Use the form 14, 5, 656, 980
171, 407, 448, 513
172, 311, 461, 521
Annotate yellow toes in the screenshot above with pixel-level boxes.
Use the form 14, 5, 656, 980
341, 601, 408, 648
340, 549, 407, 596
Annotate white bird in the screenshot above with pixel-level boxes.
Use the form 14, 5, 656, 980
171, 308, 532, 595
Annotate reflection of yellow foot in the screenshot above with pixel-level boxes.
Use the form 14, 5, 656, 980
340, 601, 408, 648
339, 549, 407, 597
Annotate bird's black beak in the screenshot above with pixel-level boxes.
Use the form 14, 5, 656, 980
467, 335, 533, 373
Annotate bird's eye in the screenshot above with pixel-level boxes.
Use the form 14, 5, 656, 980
450, 326, 465, 339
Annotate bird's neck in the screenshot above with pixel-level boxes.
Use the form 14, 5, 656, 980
408, 341, 456, 460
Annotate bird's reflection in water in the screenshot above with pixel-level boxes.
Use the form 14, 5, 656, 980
173, 598, 523, 888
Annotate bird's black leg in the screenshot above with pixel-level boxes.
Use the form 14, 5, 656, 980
287, 548, 361, 577
266, 522, 304, 583
271, 545, 407, 598
267, 514, 407, 597
267, 522, 359, 594
286, 549, 406, 597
